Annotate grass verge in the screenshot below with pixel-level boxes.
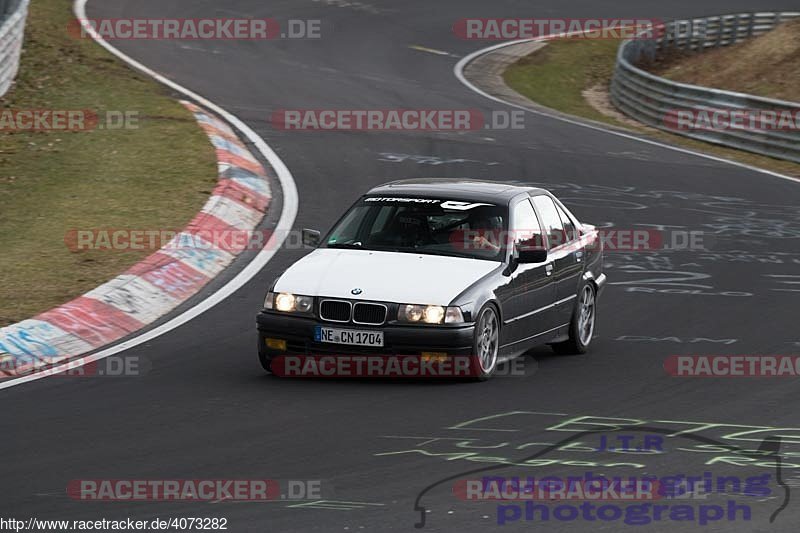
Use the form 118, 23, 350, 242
653, 19, 800, 102
0, 0, 218, 326
503, 38, 800, 177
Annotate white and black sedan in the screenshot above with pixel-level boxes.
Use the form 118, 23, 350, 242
256, 179, 606, 380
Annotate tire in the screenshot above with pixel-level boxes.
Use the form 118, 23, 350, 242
552, 283, 596, 355
471, 305, 500, 380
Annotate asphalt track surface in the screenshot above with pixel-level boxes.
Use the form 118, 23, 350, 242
2, 1, 800, 531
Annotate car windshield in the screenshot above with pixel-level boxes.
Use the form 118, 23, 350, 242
323, 197, 509, 260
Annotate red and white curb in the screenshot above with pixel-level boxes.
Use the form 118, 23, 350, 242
0, 102, 272, 377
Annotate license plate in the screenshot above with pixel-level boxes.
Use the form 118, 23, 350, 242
314, 326, 384, 347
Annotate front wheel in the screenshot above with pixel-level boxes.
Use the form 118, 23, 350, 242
471, 305, 500, 380
552, 283, 596, 355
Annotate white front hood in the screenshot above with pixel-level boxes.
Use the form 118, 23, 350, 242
274, 249, 500, 305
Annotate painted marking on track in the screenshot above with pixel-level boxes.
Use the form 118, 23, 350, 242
209, 499, 313, 505
312, 0, 389, 15
287, 500, 385, 511
409, 45, 458, 57
378, 152, 499, 166
179, 44, 222, 55
615, 336, 739, 345
765, 274, 800, 292
379, 435, 463, 446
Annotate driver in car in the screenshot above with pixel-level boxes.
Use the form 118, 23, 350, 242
468, 211, 503, 253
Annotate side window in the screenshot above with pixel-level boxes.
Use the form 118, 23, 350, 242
556, 203, 578, 242
512, 199, 544, 251
531, 195, 566, 248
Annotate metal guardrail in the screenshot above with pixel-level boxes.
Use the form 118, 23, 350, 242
610, 12, 800, 163
0, 0, 28, 97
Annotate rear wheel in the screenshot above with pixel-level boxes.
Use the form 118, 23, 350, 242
471, 305, 500, 380
552, 283, 596, 355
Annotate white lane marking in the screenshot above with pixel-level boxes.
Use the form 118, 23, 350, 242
0, 1, 299, 391
454, 38, 800, 184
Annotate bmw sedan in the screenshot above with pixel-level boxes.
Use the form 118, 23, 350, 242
256, 178, 606, 380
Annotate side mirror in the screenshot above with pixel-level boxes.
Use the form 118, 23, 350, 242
517, 247, 548, 264
503, 244, 548, 276
302, 228, 321, 247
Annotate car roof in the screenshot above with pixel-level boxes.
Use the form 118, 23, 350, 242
366, 178, 547, 203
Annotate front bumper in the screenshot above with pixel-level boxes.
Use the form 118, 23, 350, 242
256, 311, 475, 357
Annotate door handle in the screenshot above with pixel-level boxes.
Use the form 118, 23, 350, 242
545, 263, 554, 276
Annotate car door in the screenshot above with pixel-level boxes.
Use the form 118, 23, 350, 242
495, 197, 556, 350
531, 194, 585, 327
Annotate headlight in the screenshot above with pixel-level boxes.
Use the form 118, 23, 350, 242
264, 292, 314, 314
398, 304, 464, 324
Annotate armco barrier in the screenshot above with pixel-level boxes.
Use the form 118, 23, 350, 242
0, 0, 28, 97
610, 12, 800, 163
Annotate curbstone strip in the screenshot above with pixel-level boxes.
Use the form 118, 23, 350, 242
0, 101, 272, 377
